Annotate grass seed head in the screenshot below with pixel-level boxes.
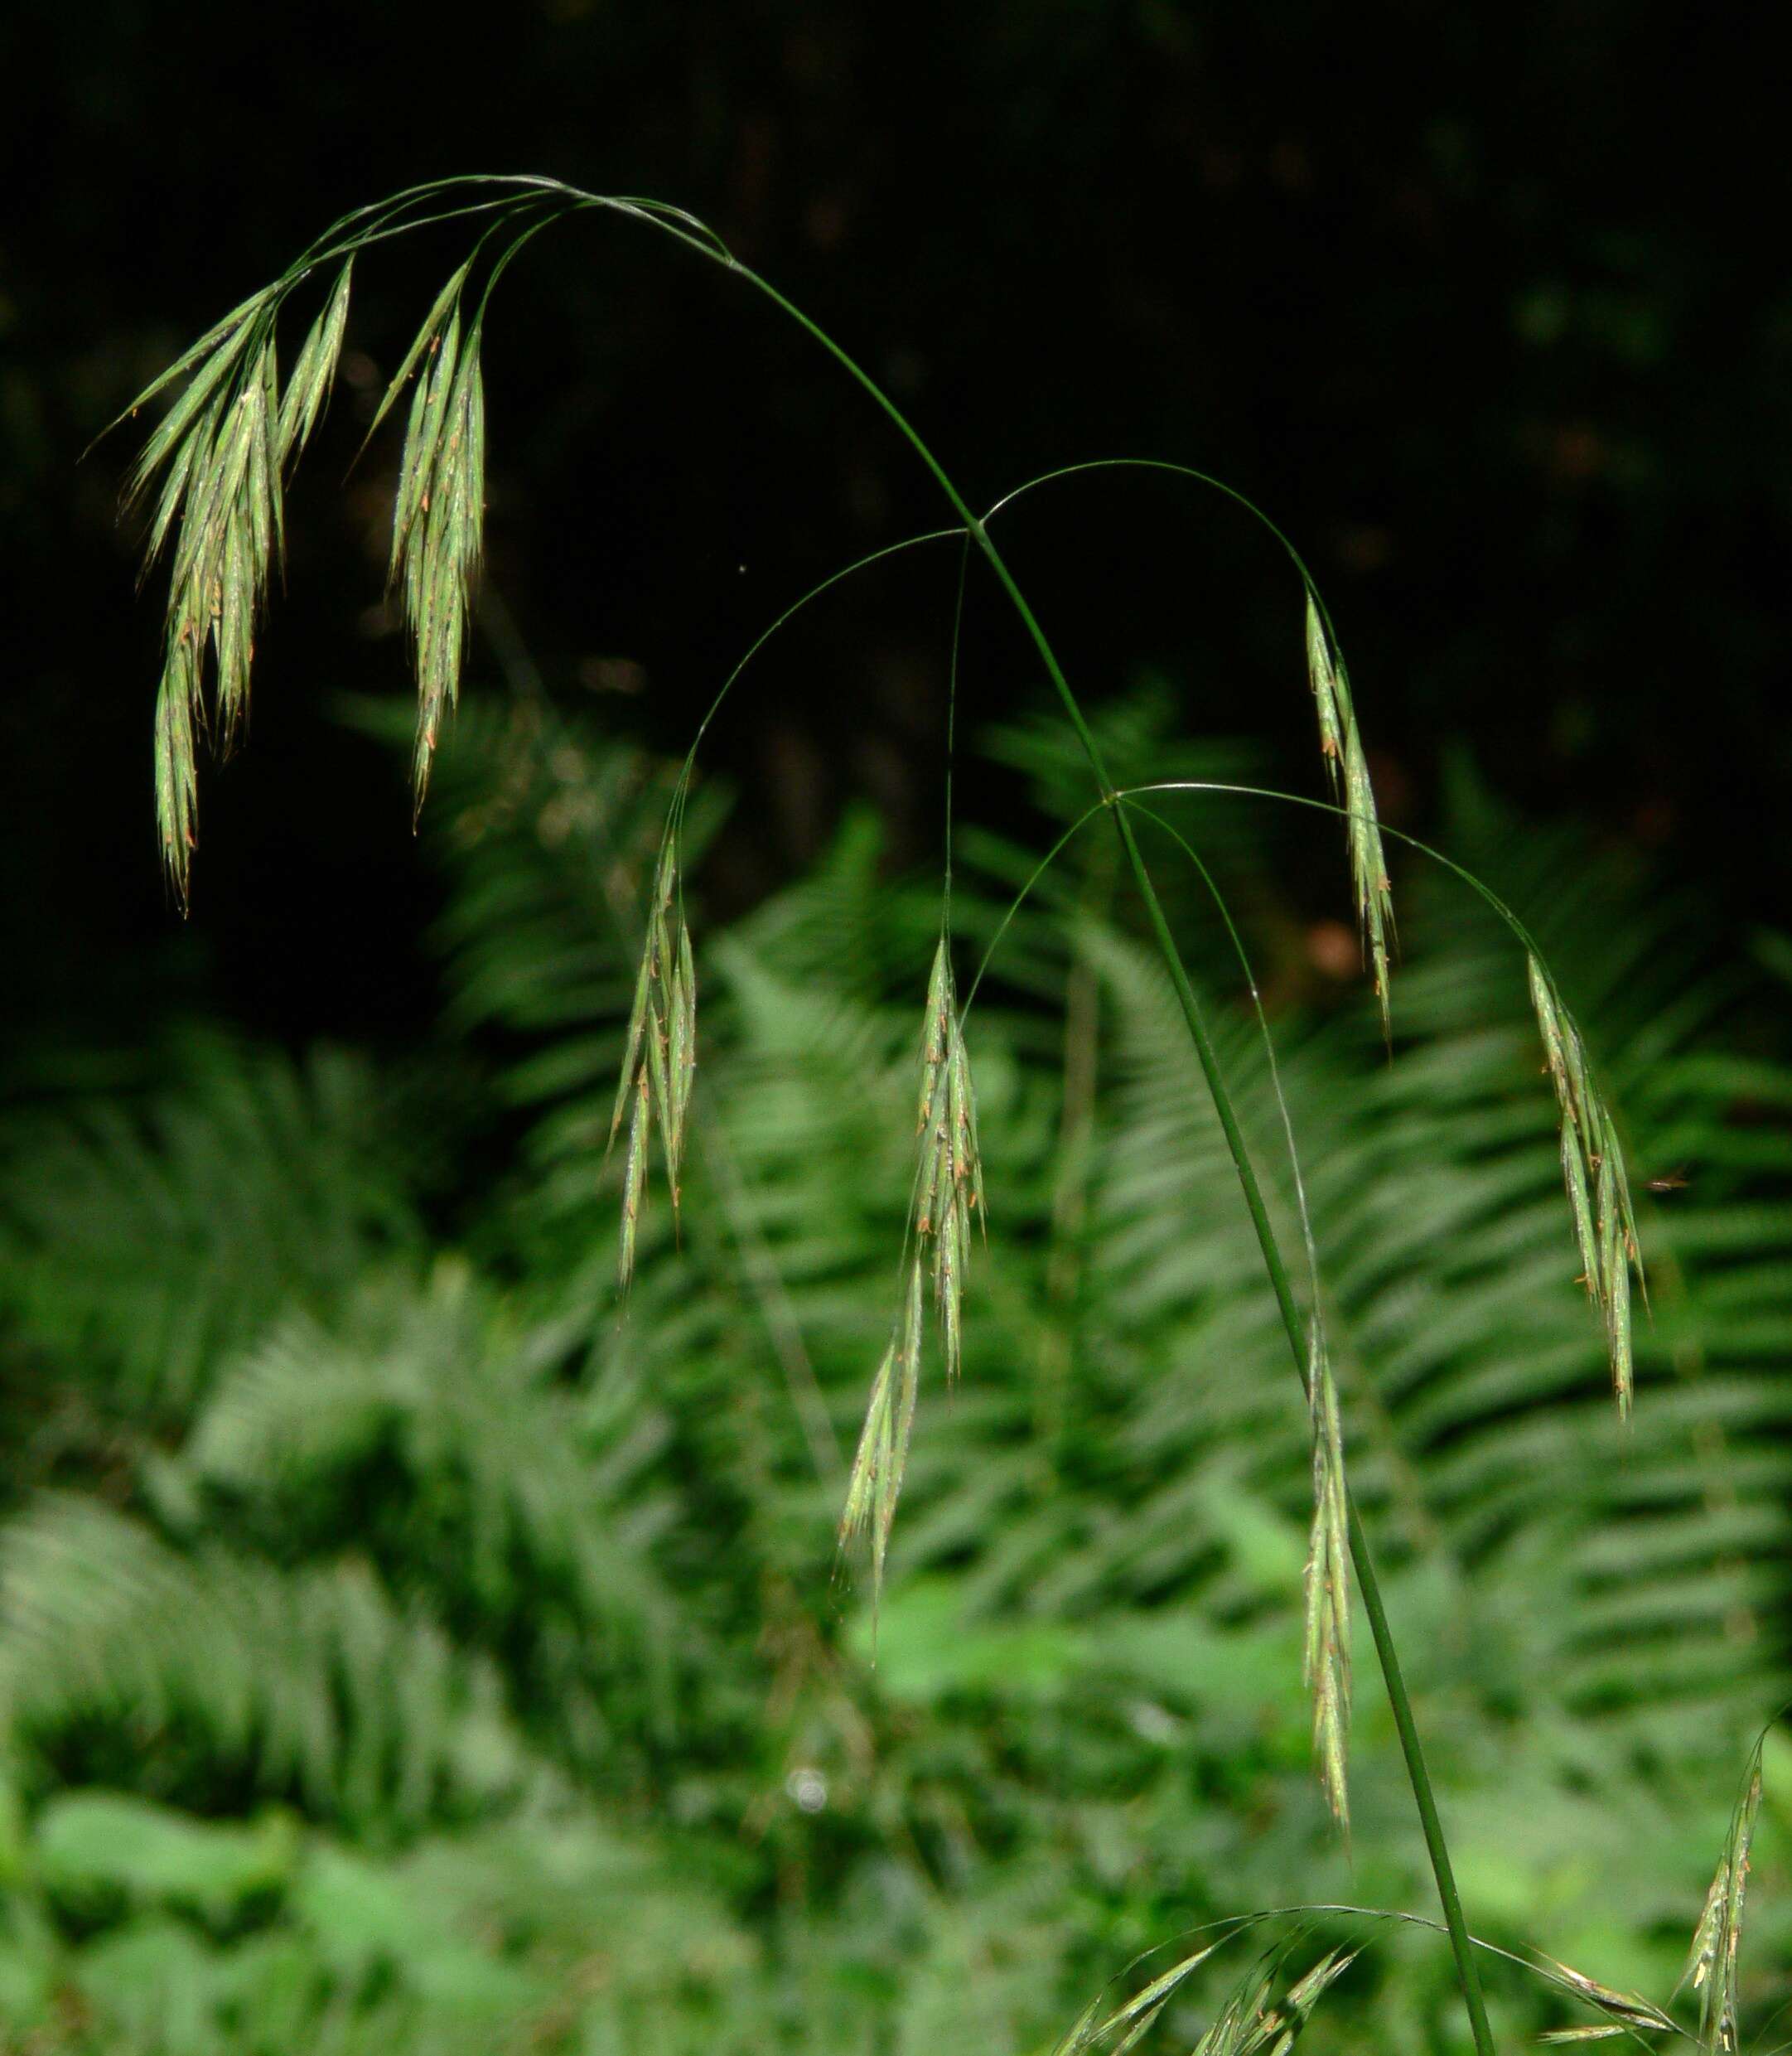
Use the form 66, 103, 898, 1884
840, 940, 986, 1609
611, 844, 697, 1291
1303, 594, 1394, 1035
1302, 1321, 1352, 1833
915, 941, 983, 1382
1679, 1743, 1764, 2056
123, 268, 358, 898
400, 327, 486, 806
619, 1066, 650, 1290
838, 1258, 925, 1617
1528, 955, 1643, 1414
1304, 592, 1343, 789
1191, 1962, 1274, 2056
1082, 1939, 1226, 2051
277, 260, 353, 468
1537, 1953, 1677, 2044
351, 259, 485, 809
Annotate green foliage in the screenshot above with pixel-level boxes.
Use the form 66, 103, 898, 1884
0, 1038, 422, 1420
0, 696, 1786, 2050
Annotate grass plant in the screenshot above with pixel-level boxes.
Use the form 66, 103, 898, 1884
99, 174, 1780, 2053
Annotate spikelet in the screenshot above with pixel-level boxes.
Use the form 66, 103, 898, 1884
838, 1258, 925, 1609
1536, 1954, 1677, 2044
120, 263, 360, 892
366, 261, 487, 806
1304, 593, 1394, 1034
135, 319, 274, 884
1527, 956, 1643, 1414
1249, 1948, 1360, 2056
1677, 1737, 1764, 2056
839, 940, 985, 1609
914, 939, 985, 1381
1057, 1939, 1229, 2054
1057, 1935, 1355, 2056
611, 843, 698, 1291
277, 258, 354, 468
1192, 1961, 1278, 2056
1302, 1319, 1352, 1832
123, 265, 355, 898
154, 333, 281, 870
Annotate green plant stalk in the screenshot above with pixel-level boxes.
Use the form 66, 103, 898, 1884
120, 178, 1494, 2049
723, 257, 1497, 2056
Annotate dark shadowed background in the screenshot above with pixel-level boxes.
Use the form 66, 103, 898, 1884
5, 1, 1787, 1060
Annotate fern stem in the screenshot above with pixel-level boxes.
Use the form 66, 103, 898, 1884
716, 254, 1498, 2056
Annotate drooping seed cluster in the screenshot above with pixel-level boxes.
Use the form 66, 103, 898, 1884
378, 262, 487, 806
1304, 593, 1394, 1033
1534, 1958, 1675, 2046
123, 263, 354, 898
611, 844, 698, 1290
1058, 1933, 1360, 2056
911, 939, 987, 1381
1682, 1744, 1762, 2056
121, 242, 513, 893
1213, 1947, 1358, 2056
838, 1263, 925, 1609
1527, 957, 1642, 1414
839, 941, 984, 1604
1302, 1322, 1352, 1834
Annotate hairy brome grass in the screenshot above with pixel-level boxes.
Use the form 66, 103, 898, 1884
114, 177, 1770, 2056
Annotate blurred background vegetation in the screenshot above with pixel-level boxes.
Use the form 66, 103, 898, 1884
3, 2, 1789, 2049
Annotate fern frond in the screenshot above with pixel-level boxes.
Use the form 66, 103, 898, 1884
0, 1495, 528, 1827
0, 1041, 421, 1415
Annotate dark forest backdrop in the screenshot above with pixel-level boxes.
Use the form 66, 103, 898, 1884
7, 1, 1789, 1055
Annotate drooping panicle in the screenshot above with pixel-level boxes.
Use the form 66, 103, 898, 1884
839, 939, 985, 1610
122, 264, 357, 899
366, 262, 488, 806
1527, 956, 1643, 1413
1303, 592, 1394, 1033
1055, 1934, 1358, 2056
128, 307, 263, 891
611, 843, 698, 1291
